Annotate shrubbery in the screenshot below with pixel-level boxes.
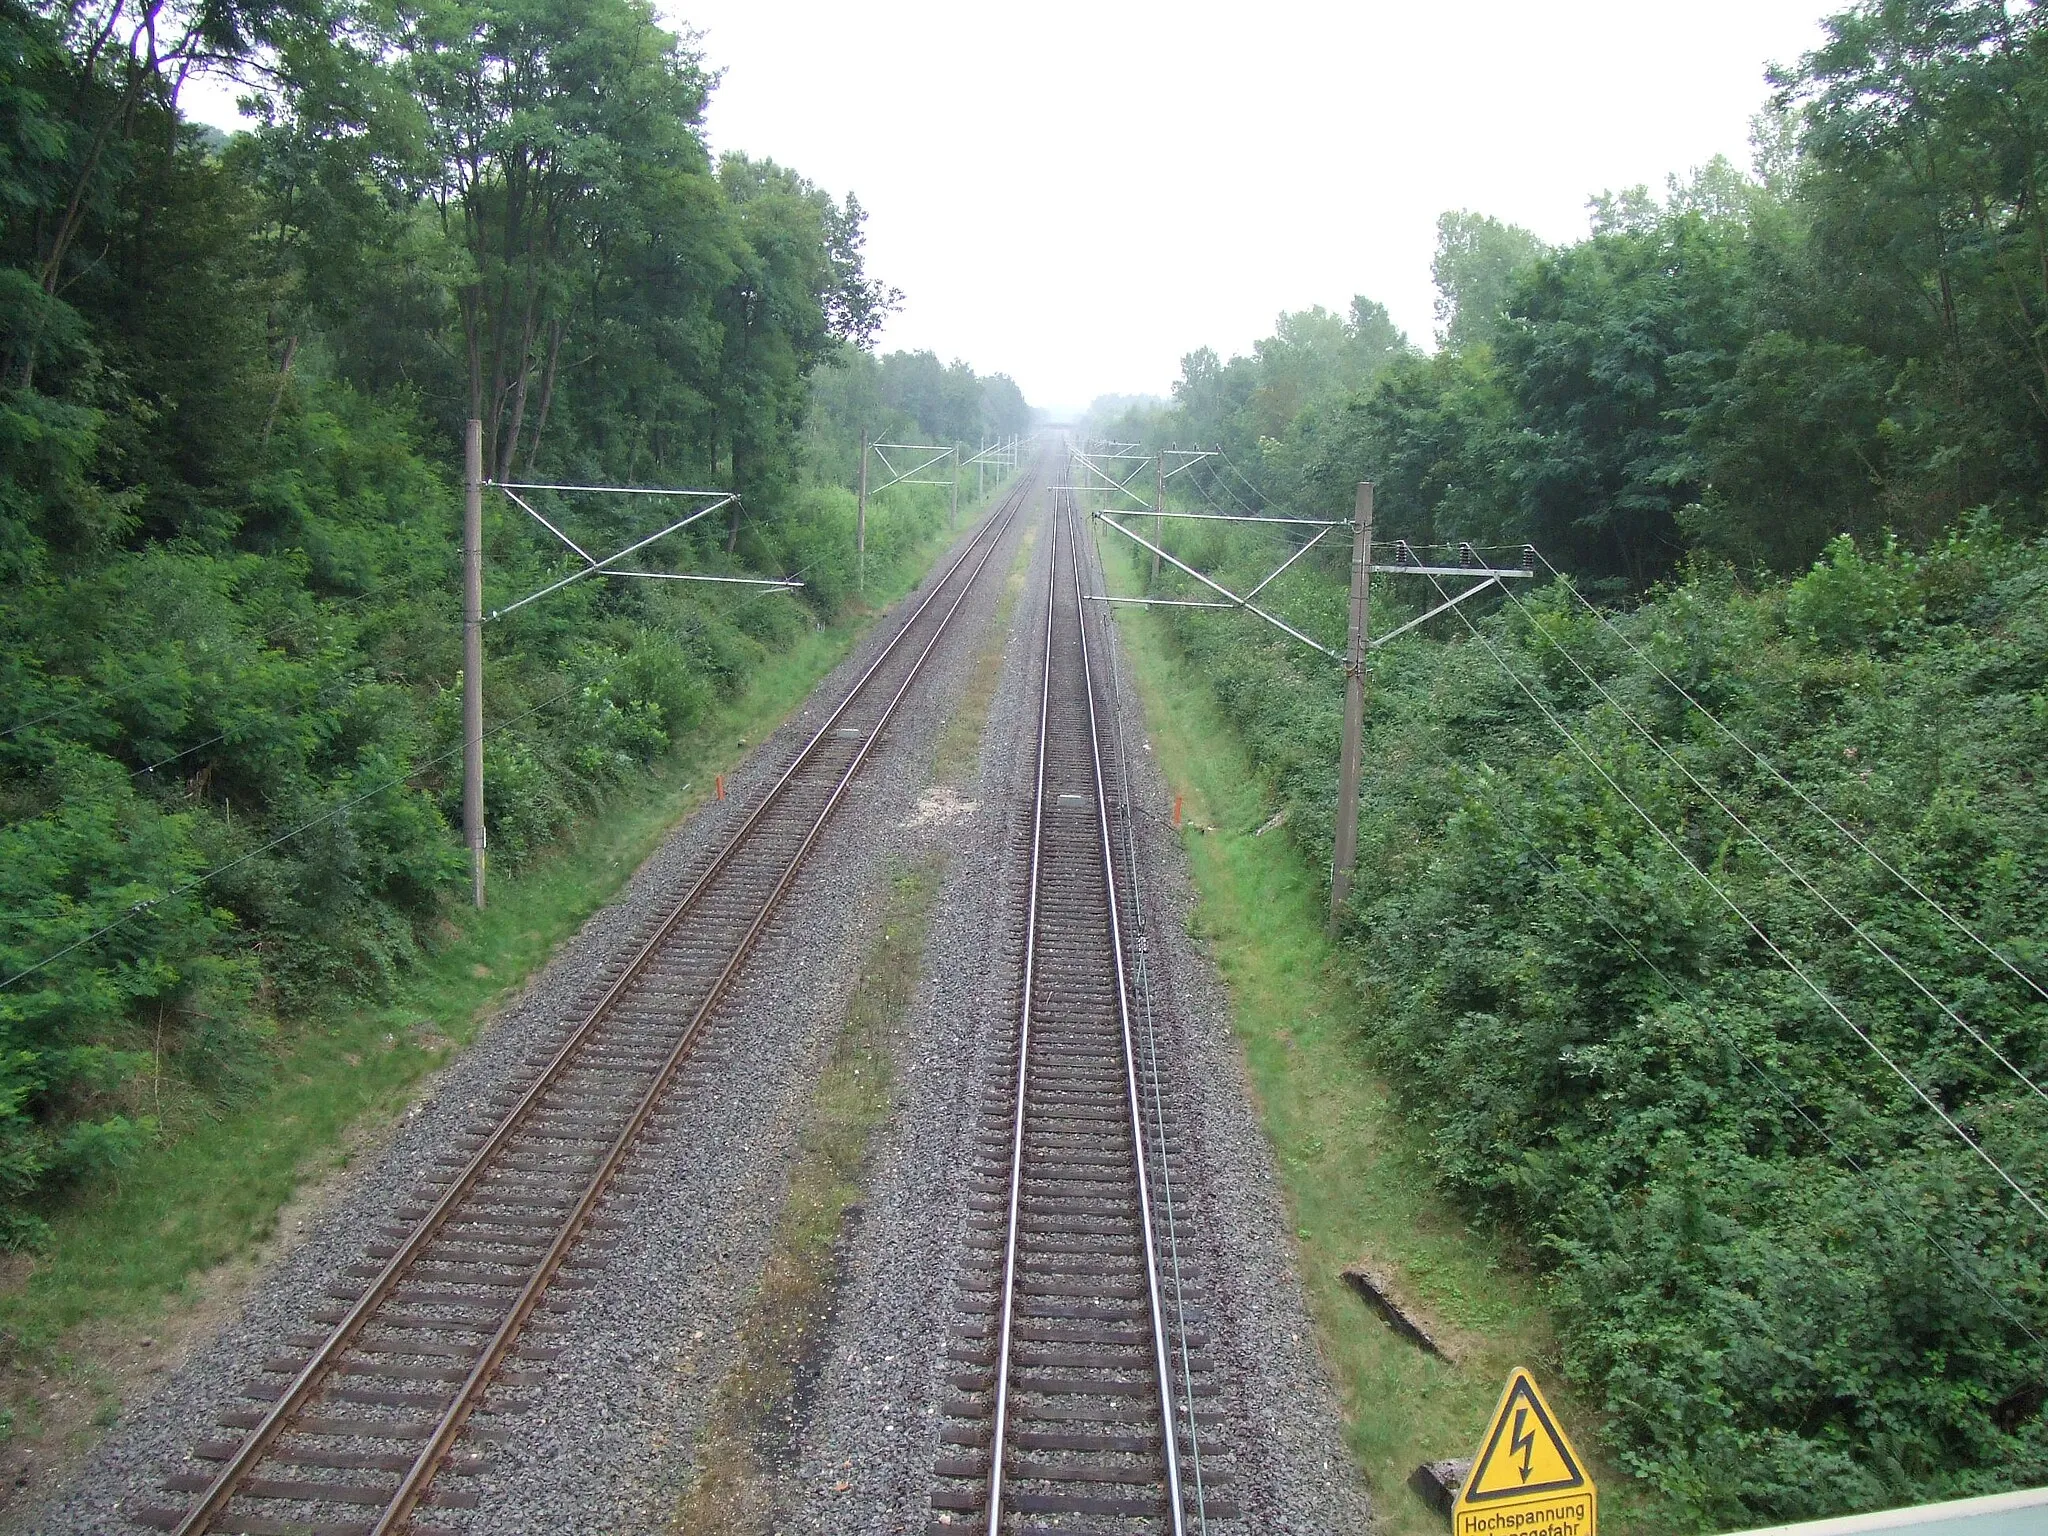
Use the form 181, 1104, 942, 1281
0, 377, 965, 1244
1144, 525, 2048, 1524
0, 0, 1021, 1247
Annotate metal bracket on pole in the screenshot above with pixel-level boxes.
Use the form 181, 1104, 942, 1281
1368, 575, 1500, 648
1068, 448, 1154, 510
484, 486, 789, 619
867, 442, 957, 492
465, 464, 799, 907
1091, 511, 1342, 660
961, 437, 1019, 472
1081, 474, 1536, 935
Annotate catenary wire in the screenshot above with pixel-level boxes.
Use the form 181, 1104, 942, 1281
1517, 837, 2046, 1352
1213, 450, 1269, 512
1475, 564, 2048, 1106
1411, 566, 2048, 1225
1529, 545, 2048, 1008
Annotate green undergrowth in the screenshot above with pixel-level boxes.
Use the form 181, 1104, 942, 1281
1112, 505, 2048, 1526
1097, 532, 1675, 1535
0, 498, 1003, 1423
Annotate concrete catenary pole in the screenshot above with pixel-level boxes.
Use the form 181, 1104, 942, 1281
463, 418, 486, 910
856, 429, 868, 597
950, 445, 959, 528
1329, 480, 1373, 933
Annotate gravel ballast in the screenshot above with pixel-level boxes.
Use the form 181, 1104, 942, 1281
26, 479, 1372, 1535
773, 500, 1373, 1534
21, 492, 1035, 1536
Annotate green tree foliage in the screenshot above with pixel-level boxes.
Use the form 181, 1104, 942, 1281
0, 1, 1022, 1241
1138, 513, 2048, 1526
1432, 209, 1547, 350
1141, 3, 2048, 588
1111, 0, 2048, 1518
1091, 299, 1417, 514
870, 348, 1030, 445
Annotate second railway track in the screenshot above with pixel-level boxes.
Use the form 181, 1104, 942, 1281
931, 490, 1231, 1535
137, 470, 1039, 1536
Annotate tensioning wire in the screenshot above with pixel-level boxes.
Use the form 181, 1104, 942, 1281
1478, 565, 2048, 1106
1213, 450, 1270, 512
1528, 545, 2048, 1009
1515, 834, 2045, 1354
1412, 565, 2048, 1225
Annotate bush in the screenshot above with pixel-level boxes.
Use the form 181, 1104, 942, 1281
1146, 524, 2048, 1524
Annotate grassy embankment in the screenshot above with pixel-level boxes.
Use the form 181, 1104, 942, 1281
1096, 531, 1675, 1534
0, 484, 1015, 1459
672, 516, 1037, 1530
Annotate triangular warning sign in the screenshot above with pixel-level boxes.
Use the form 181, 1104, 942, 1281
1457, 1368, 1590, 1503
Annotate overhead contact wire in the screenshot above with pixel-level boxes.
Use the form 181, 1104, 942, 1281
1530, 546, 2048, 1008
1415, 568, 2048, 1225
1518, 838, 2046, 1352
1479, 565, 2048, 1106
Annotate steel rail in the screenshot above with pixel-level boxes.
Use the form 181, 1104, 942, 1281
1074, 497, 1188, 1535
372, 477, 1032, 1534
983, 485, 1056, 1536
1080, 501, 1209, 1527
171, 473, 1036, 1536
983, 490, 1186, 1536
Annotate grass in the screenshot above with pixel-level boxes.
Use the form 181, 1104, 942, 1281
671, 855, 944, 1535
1096, 530, 1675, 1534
0, 490, 1005, 1486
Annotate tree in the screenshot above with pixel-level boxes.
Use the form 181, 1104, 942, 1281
402, 0, 718, 477
1781, 0, 2048, 522
1432, 209, 1546, 351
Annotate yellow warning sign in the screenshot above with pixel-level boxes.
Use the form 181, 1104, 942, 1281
1451, 1367, 1597, 1536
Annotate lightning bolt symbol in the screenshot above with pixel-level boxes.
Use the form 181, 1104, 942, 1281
1511, 1407, 1536, 1483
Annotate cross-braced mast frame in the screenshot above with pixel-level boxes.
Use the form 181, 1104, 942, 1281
458, 444, 803, 910
1085, 475, 1534, 928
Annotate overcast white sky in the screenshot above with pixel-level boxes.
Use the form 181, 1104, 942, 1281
187, 2, 1843, 416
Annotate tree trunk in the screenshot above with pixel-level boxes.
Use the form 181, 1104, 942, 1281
499, 299, 540, 480
524, 317, 566, 477
259, 336, 299, 447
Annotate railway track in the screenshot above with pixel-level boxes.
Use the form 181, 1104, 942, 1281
930, 491, 1230, 1534
136, 469, 1039, 1536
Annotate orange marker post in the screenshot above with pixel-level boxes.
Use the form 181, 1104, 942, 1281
1172, 793, 1183, 827
715, 774, 725, 802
